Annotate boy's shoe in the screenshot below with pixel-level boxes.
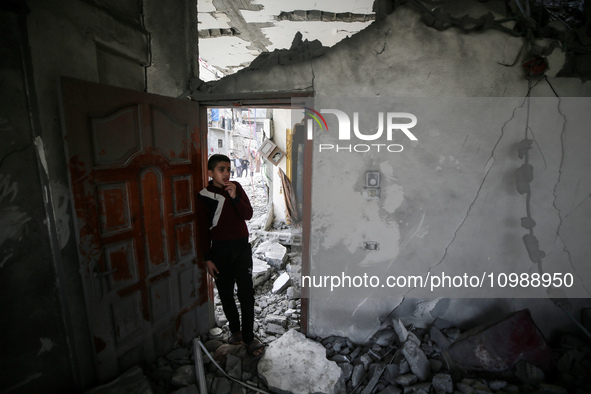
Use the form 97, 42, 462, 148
228, 332, 243, 345
248, 338, 265, 359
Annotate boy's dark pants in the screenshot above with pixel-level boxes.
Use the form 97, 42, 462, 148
211, 240, 255, 343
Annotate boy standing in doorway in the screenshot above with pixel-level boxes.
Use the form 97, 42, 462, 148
197, 154, 265, 357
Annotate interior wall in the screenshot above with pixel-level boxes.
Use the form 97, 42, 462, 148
0, 6, 75, 393
0, 0, 200, 392
202, 1, 591, 343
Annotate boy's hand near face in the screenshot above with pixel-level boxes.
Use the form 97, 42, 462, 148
224, 181, 236, 199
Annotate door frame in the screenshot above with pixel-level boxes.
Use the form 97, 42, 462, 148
192, 92, 313, 335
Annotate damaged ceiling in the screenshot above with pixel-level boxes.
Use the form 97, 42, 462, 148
197, 0, 591, 82
197, 0, 376, 79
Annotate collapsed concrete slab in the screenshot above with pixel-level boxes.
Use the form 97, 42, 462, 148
258, 329, 343, 394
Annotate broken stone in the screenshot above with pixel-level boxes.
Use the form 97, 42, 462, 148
210, 377, 232, 394
264, 314, 287, 328
272, 272, 291, 293
429, 326, 451, 351
375, 327, 398, 346
339, 363, 354, 382
252, 257, 272, 287
405, 382, 432, 393
515, 360, 545, 385
225, 354, 242, 380
384, 364, 400, 385
84, 366, 153, 394
330, 354, 350, 363
444, 328, 460, 341
258, 329, 342, 394
395, 373, 417, 387
257, 241, 287, 269
393, 319, 409, 343
171, 365, 196, 388
360, 353, 373, 369
361, 363, 385, 394
488, 380, 507, 391
209, 327, 223, 340
286, 286, 301, 299
407, 332, 421, 346
431, 373, 453, 393
471, 380, 492, 393
401, 338, 431, 382
265, 323, 286, 335
351, 364, 366, 387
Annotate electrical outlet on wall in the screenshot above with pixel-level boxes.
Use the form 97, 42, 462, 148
363, 171, 381, 200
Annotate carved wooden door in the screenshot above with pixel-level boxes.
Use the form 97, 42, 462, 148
60, 77, 207, 381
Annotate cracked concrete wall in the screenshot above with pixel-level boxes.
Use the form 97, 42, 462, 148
206, 1, 591, 343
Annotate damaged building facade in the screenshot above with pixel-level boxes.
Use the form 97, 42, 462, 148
1, 0, 591, 393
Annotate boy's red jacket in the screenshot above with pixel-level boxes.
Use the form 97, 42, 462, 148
196, 180, 253, 261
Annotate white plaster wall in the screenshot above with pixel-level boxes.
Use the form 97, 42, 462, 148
206, 1, 591, 342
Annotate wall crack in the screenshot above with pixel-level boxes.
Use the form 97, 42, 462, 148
427, 97, 528, 274
547, 78, 590, 295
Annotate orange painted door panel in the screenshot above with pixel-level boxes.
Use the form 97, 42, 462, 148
60, 77, 208, 381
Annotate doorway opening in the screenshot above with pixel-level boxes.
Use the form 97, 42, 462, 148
202, 102, 310, 344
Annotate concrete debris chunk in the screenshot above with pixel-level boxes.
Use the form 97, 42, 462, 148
351, 363, 366, 387
393, 319, 409, 343
264, 313, 288, 327
208, 327, 223, 340
514, 360, 545, 385
272, 272, 291, 293
360, 353, 373, 369
210, 377, 232, 394
286, 286, 301, 299
171, 365, 196, 388
405, 382, 431, 393
265, 322, 286, 335
339, 362, 354, 382
258, 329, 342, 394
361, 363, 385, 394
252, 257, 272, 287
430, 326, 451, 351
225, 354, 242, 380
395, 373, 418, 387
256, 241, 288, 269
375, 327, 398, 346
384, 363, 400, 385
401, 338, 432, 382
431, 373, 453, 393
